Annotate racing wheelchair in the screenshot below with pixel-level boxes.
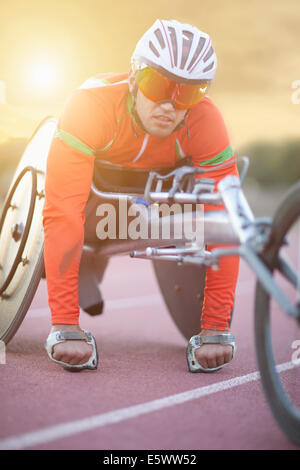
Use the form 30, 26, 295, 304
0, 117, 299, 445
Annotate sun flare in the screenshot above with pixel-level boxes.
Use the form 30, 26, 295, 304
30, 63, 57, 91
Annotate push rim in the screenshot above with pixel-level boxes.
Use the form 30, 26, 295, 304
0, 166, 37, 297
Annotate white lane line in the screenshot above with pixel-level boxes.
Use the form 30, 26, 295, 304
0, 361, 297, 450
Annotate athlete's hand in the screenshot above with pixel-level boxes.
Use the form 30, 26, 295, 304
194, 329, 234, 369
50, 324, 93, 365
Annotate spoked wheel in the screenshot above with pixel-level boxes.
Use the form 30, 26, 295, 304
0, 117, 57, 344
255, 181, 300, 446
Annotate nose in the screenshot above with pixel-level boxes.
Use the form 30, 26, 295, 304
157, 100, 176, 111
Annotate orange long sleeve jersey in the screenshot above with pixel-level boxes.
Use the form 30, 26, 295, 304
43, 73, 240, 329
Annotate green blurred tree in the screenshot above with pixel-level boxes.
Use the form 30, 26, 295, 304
239, 139, 300, 186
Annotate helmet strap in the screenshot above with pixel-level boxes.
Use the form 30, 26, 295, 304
130, 91, 149, 136
173, 110, 190, 137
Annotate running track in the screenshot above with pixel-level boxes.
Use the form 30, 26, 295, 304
0, 256, 299, 450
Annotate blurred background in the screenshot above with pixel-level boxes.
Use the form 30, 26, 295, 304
0, 0, 299, 215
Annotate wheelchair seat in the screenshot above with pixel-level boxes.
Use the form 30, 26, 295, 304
92, 156, 194, 194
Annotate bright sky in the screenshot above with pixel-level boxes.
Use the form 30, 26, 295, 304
0, 81, 6, 104
0, 0, 299, 142
0, 0, 143, 110
29, 63, 57, 90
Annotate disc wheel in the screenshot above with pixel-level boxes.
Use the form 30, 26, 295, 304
152, 260, 206, 340
255, 181, 300, 446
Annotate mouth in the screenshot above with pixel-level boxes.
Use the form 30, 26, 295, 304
152, 114, 175, 127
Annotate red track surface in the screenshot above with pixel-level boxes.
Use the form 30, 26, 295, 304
0, 256, 298, 450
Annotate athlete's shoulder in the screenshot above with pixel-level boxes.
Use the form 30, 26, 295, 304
60, 72, 128, 124
186, 96, 227, 135
78, 72, 129, 90
189, 96, 223, 120
183, 95, 231, 160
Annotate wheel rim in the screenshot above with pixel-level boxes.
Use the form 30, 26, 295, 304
255, 202, 300, 444
267, 216, 300, 414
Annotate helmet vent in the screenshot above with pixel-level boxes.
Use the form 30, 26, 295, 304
203, 62, 214, 73
168, 26, 178, 67
187, 37, 206, 71
149, 41, 160, 58
154, 28, 166, 49
180, 30, 193, 69
203, 46, 214, 62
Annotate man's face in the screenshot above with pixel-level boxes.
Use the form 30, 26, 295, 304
129, 73, 187, 138
135, 90, 187, 137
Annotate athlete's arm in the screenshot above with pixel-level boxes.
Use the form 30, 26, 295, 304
43, 90, 109, 324
187, 98, 240, 331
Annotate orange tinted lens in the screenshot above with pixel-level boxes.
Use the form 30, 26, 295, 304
135, 67, 170, 102
135, 67, 208, 109
175, 83, 209, 109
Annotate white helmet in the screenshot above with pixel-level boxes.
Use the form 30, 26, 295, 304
131, 19, 217, 84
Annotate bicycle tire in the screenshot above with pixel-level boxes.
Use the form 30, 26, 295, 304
254, 180, 300, 446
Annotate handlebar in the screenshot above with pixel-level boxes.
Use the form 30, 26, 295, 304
144, 156, 249, 204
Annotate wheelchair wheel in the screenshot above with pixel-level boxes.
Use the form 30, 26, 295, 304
0, 117, 57, 344
255, 181, 300, 446
152, 260, 206, 340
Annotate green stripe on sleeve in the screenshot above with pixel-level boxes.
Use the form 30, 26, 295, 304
99, 78, 111, 86
199, 145, 234, 166
175, 138, 186, 160
55, 128, 95, 156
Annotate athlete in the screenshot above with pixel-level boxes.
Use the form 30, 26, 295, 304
43, 19, 240, 372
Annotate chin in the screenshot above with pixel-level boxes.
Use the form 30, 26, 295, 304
148, 126, 174, 138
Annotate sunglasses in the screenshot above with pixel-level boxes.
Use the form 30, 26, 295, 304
134, 66, 209, 110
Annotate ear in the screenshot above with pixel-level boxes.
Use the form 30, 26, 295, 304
128, 69, 137, 94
